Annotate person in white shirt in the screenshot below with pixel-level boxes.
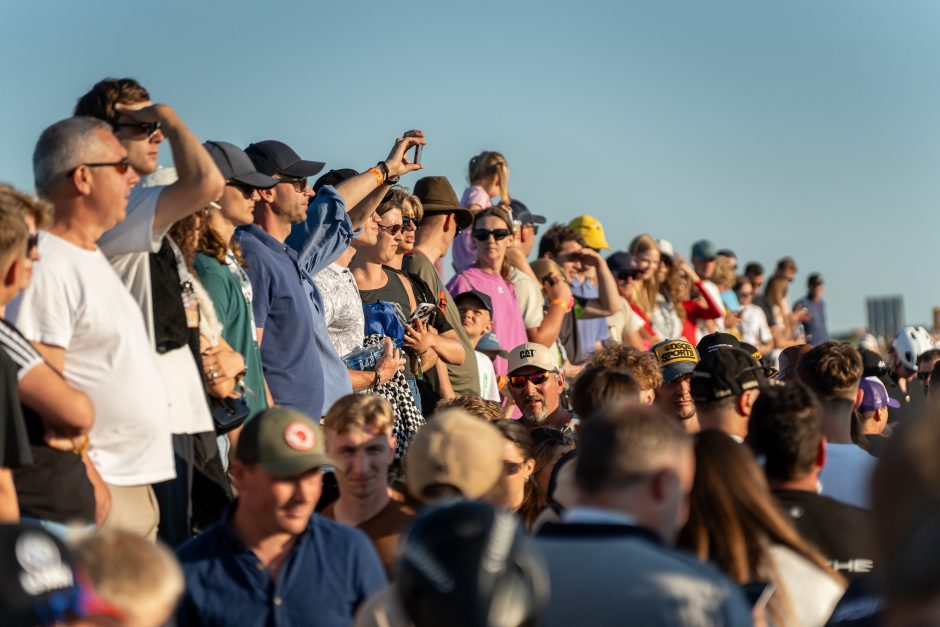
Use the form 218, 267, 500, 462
735, 276, 773, 354
797, 342, 875, 509
454, 290, 501, 402
11, 117, 173, 540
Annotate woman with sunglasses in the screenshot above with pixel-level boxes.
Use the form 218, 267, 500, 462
447, 207, 528, 377
384, 188, 424, 271
194, 143, 277, 423
492, 420, 541, 530
351, 196, 464, 412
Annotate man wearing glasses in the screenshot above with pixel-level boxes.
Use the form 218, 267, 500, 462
75, 78, 227, 546
12, 117, 171, 539
240, 135, 425, 419
506, 342, 572, 429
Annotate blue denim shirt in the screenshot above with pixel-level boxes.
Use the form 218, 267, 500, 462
238, 186, 356, 418
176, 506, 387, 627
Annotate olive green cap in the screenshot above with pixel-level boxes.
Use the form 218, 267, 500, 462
235, 406, 333, 478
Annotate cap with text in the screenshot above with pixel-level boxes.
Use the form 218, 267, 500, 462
508, 342, 557, 374
652, 339, 699, 384
235, 406, 333, 478
691, 347, 767, 402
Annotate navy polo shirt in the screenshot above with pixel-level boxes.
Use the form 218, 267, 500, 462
237, 186, 355, 418
176, 507, 387, 627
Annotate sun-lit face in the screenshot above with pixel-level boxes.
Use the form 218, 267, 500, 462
633, 248, 661, 281
326, 426, 394, 501
473, 215, 513, 268
220, 182, 260, 227
552, 240, 584, 282
508, 367, 564, 423
655, 373, 696, 421
271, 177, 313, 224
112, 100, 165, 175
457, 302, 492, 340
490, 440, 535, 513
232, 463, 322, 537
375, 208, 404, 263
87, 129, 140, 230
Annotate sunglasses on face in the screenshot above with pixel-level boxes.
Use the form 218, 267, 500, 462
67, 157, 131, 177
402, 216, 420, 231
26, 233, 39, 254
226, 182, 256, 199
472, 228, 512, 242
509, 371, 555, 388
113, 121, 161, 139
378, 223, 403, 236
503, 461, 525, 476
278, 176, 308, 194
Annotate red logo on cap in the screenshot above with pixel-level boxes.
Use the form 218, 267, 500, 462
284, 422, 316, 452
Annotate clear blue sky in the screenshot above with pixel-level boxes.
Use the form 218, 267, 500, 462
2, 0, 938, 333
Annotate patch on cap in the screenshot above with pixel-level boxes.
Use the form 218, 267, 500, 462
284, 421, 316, 452
654, 340, 698, 366
15, 532, 73, 596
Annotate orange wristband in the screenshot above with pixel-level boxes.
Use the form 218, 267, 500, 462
550, 298, 573, 313
369, 167, 384, 187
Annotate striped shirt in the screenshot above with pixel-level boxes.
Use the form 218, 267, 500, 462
0, 318, 42, 380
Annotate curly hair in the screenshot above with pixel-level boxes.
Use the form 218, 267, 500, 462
537, 223, 585, 258
588, 345, 663, 390
74, 77, 150, 125
436, 394, 504, 422
797, 341, 863, 401
198, 214, 246, 268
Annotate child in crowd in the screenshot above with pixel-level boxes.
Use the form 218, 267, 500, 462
454, 290, 502, 402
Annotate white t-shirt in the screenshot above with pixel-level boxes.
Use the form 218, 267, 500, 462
739, 304, 772, 347
607, 297, 645, 343
819, 443, 877, 509
99, 186, 212, 436
508, 267, 544, 330
10, 232, 174, 486
475, 351, 501, 402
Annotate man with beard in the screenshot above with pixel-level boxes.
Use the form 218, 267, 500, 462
321, 394, 414, 580
506, 342, 571, 429
651, 339, 700, 432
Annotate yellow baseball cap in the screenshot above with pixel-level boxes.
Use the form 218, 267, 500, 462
568, 214, 610, 250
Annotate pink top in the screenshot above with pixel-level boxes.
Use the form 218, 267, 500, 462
452, 186, 492, 273
447, 266, 528, 376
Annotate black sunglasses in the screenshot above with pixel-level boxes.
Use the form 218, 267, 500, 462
277, 176, 308, 194
26, 233, 39, 254
67, 158, 131, 177
402, 216, 420, 231
226, 181, 256, 199
113, 121, 161, 138
473, 228, 512, 242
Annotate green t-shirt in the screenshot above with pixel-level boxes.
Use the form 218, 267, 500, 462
402, 251, 480, 396
194, 252, 268, 416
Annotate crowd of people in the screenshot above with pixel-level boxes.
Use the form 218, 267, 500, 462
2, 76, 940, 626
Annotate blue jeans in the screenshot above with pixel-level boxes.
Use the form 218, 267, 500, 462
406, 378, 423, 414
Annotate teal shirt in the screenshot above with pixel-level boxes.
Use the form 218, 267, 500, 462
194, 252, 268, 416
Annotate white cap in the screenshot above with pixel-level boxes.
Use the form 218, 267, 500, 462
657, 238, 675, 259
507, 342, 557, 374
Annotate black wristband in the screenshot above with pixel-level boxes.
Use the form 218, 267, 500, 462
372, 369, 382, 389
376, 161, 399, 185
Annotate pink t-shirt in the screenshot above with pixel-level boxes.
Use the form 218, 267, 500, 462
452, 186, 492, 273
447, 266, 528, 376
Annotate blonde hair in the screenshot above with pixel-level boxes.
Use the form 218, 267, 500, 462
0, 183, 52, 229
72, 530, 184, 627
713, 255, 737, 290
323, 394, 394, 434
401, 193, 424, 222
627, 234, 660, 317
437, 394, 504, 422
0, 206, 28, 265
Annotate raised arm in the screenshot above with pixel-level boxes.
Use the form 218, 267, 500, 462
115, 103, 225, 231
578, 249, 618, 318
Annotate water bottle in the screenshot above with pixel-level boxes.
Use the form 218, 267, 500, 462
343, 344, 386, 371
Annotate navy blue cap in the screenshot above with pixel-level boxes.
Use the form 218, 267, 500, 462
244, 140, 326, 178
697, 332, 741, 355
204, 141, 277, 189
509, 199, 546, 225
606, 251, 639, 278
691, 239, 717, 260
454, 289, 494, 317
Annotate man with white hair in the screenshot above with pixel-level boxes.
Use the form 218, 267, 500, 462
10, 117, 174, 539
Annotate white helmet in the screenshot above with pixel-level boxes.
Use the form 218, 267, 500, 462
893, 326, 933, 372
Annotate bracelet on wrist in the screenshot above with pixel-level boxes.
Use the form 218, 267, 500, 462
368, 167, 384, 188
376, 161, 399, 185
371, 369, 382, 389
550, 298, 573, 313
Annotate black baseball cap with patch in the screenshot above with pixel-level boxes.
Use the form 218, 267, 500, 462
235, 407, 333, 478
691, 347, 767, 402
454, 290, 494, 318
697, 332, 741, 355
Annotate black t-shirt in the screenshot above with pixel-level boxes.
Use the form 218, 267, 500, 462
753, 294, 778, 327
0, 348, 30, 469
150, 238, 189, 354
883, 373, 928, 424
773, 489, 875, 582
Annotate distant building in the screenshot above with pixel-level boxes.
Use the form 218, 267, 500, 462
867, 296, 904, 339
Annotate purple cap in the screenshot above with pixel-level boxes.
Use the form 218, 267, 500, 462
858, 376, 901, 412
